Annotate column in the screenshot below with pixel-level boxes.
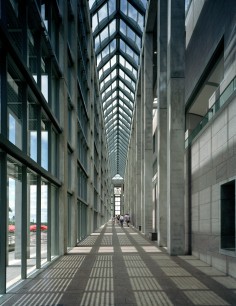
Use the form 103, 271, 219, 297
130, 125, 136, 222
144, 33, 154, 235
15, 180, 22, 259
135, 96, 142, 229
157, 0, 168, 247
140, 58, 145, 232
167, 0, 185, 255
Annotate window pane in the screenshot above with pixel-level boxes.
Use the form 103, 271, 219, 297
7, 71, 23, 149
51, 185, 59, 257
41, 113, 49, 170
7, 158, 22, 289
41, 179, 48, 265
27, 170, 37, 276
28, 94, 38, 162
98, 3, 108, 23
108, 0, 116, 15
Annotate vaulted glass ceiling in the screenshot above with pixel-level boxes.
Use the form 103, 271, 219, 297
89, 0, 148, 178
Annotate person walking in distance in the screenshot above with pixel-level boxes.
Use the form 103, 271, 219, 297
120, 215, 124, 227
124, 213, 130, 227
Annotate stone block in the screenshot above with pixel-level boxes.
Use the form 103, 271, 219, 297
212, 147, 224, 168
200, 141, 211, 164
228, 257, 236, 278
200, 203, 210, 220
199, 252, 208, 263
227, 155, 236, 178
192, 177, 200, 194
208, 235, 220, 252
227, 137, 235, 158
192, 192, 199, 207
192, 250, 200, 258
192, 220, 199, 232
212, 128, 227, 152
199, 220, 211, 233
205, 168, 216, 186
218, 126, 228, 148
192, 138, 199, 152
191, 150, 200, 170
212, 109, 227, 135
199, 175, 208, 191
228, 116, 236, 139
216, 161, 227, 182
199, 128, 211, 148
234, 136, 236, 154
192, 206, 199, 220
212, 254, 227, 273
211, 201, 219, 219
192, 168, 200, 181
199, 187, 211, 205
200, 159, 212, 176
206, 253, 212, 265
228, 99, 236, 121
211, 184, 219, 202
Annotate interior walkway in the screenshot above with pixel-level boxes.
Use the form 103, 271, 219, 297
1, 221, 236, 306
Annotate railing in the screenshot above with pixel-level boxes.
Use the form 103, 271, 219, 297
185, 77, 236, 148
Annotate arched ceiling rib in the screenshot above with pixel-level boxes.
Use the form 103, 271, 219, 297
89, 0, 148, 178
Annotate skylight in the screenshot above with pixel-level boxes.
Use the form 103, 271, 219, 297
89, 0, 148, 178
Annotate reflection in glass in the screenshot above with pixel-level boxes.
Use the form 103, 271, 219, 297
41, 113, 49, 170
41, 54, 49, 102
6, 159, 22, 289
51, 185, 59, 257
51, 71, 59, 119
41, 179, 48, 265
98, 3, 108, 23
7, 71, 23, 149
27, 26, 37, 76
27, 171, 37, 276
51, 129, 58, 177
28, 94, 38, 162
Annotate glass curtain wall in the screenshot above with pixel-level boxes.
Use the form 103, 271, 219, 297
0, 0, 62, 294
7, 67, 23, 150
41, 179, 48, 265
6, 158, 22, 288
51, 185, 59, 258
28, 92, 38, 163
27, 170, 37, 275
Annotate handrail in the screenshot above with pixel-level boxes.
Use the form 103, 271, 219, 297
185, 77, 236, 148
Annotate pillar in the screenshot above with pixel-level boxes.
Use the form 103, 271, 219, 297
157, 0, 168, 247
135, 95, 142, 228
167, 0, 185, 255
143, 33, 154, 235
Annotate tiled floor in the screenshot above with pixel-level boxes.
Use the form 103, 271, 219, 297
1, 221, 236, 305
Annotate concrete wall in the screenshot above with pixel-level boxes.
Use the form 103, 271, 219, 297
187, 0, 236, 277
185, 0, 235, 102
191, 92, 236, 277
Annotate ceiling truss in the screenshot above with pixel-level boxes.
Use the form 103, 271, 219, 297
89, 0, 148, 178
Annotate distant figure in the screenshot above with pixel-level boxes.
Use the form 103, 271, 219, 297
119, 215, 124, 227
124, 214, 130, 227
116, 215, 120, 223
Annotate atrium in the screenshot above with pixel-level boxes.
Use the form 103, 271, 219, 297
0, 0, 236, 303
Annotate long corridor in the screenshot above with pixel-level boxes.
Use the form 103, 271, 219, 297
2, 221, 236, 306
